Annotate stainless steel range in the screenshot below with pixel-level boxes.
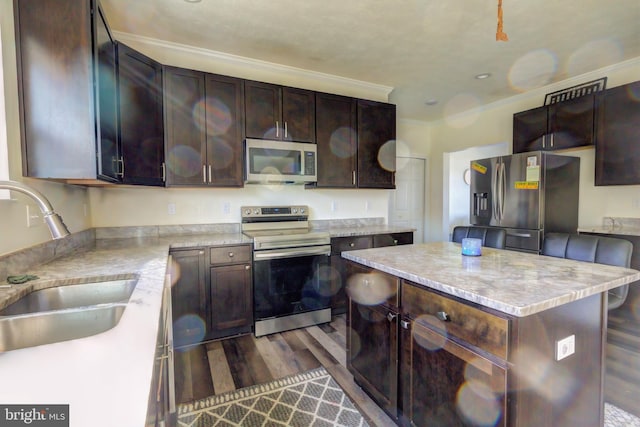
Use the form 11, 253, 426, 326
242, 205, 332, 337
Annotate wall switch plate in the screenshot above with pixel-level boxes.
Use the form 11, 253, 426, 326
556, 334, 575, 361
223, 202, 231, 215
167, 203, 176, 215
331, 201, 336, 212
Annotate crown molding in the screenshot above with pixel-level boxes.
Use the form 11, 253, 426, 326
113, 31, 394, 100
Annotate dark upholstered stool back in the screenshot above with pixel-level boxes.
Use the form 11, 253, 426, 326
542, 233, 633, 310
451, 226, 506, 249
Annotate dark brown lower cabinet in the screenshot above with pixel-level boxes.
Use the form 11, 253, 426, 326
210, 262, 253, 339
348, 299, 399, 420
170, 248, 207, 348
346, 261, 605, 427
399, 316, 507, 427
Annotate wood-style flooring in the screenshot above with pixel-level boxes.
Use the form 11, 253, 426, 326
174, 314, 394, 427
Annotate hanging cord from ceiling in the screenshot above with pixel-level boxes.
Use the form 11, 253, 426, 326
496, 0, 509, 41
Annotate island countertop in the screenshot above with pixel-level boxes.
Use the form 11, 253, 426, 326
341, 242, 640, 317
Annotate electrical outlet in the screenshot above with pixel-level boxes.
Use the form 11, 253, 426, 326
555, 335, 575, 361
26, 205, 42, 228
365, 200, 370, 212
223, 202, 231, 215
331, 201, 336, 212
167, 203, 176, 215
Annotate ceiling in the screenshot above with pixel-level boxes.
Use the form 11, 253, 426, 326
101, 0, 640, 122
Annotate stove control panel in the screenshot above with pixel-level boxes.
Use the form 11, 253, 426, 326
241, 205, 308, 219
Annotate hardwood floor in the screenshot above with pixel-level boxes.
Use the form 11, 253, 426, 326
174, 314, 394, 427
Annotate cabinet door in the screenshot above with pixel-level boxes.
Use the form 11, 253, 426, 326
348, 300, 398, 420
204, 74, 245, 186
95, 5, 121, 182
282, 87, 315, 143
117, 43, 165, 186
14, 0, 98, 178
513, 106, 547, 153
596, 81, 640, 185
245, 80, 282, 139
170, 248, 207, 348
210, 263, 253, 338
548, 94, 596, 150
400, 317, 507, 427
164, 67, 207, 186
357, 100, 396, 188
315, 93, 357, 187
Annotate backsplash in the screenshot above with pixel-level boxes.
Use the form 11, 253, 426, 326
0, 229, 95, 280
95, 223, 241, 239
604, 217, 640, 229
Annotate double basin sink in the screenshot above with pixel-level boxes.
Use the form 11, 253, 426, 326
0, 279, 137, 352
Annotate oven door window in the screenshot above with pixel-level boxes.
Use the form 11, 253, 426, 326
249, 147, 301, 176
253, 254, 330, 319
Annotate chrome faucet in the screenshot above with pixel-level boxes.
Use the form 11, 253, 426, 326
0, 180, 70, 239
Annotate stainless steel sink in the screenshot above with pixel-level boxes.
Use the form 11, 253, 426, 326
0, 304, 127, 352
0, 279, 137, 316
0, 279, 137, 352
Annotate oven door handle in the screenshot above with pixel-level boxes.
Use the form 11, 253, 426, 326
253, 245, 331, 261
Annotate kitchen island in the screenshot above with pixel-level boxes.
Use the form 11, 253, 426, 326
342, 242, 640, 427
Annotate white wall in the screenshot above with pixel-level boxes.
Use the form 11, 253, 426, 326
425, 58, 640, 242
0, 1, 91, 256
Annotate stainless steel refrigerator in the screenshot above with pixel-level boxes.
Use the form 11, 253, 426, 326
469, 151, 580, 253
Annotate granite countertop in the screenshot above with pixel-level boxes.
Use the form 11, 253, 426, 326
341, 241, 640, 317
578, 217, 640, 237
0, 224, 415, 427
0, 233, 250, 427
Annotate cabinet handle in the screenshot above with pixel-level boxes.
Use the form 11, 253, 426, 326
284, 121, 288, 138
276, 121, 279, 138
550, 133, 554, 147
118, 158, 125, 178
352, 170, 356, 186
400, 320, 410, 329
393, 239, 398, 245
161, 162, 166, 182
542, 134, 546, 149
208, 164, 212, 183
199, 251, 205, 255
202, 165, 207, 183
387, 312, 396, 322
349, 242, 355, 247
228, 252, 234, 258
436, 311, 451, 322
245, 265, 250, 270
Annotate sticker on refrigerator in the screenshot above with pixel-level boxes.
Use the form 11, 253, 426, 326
471, 162, 487, 174
515, 181, 539, 190
526, 165, 540, 182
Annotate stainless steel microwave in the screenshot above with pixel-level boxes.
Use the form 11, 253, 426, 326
244, 139, 317, 184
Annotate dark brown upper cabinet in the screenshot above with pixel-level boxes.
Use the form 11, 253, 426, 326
163, 67, 244, 187
14, 0, 121, 181
315, 92, 357, 187
513, 94, 598, 154
357, 100, 396, 189
244, 81, 315, 143
117, 43, 165, 186
595, 81, 640, 186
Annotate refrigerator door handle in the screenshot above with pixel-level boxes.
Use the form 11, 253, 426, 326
492, 162, 499, 222
500, 162, 506, 221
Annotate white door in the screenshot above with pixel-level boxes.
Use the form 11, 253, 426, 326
389, 157, 426, 243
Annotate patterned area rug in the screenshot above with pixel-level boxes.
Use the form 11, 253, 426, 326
177, 367, 370, 427
605, 403, 640, 426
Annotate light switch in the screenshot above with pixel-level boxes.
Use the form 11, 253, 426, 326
555, 335, 575, 361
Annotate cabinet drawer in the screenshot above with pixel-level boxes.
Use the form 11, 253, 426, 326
331, 236, 373, 255
373, 232, 413, 247
402, 280, 508, 360
210, 245, 252, 265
